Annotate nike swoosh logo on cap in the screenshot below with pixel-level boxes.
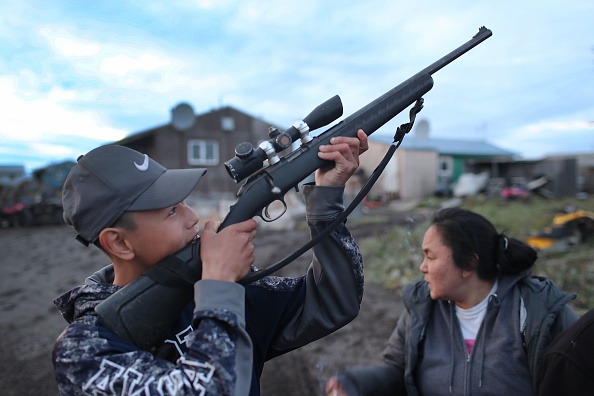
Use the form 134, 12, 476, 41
134, 154, 149, 171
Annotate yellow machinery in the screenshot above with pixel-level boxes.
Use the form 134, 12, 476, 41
526, 208, 594, 251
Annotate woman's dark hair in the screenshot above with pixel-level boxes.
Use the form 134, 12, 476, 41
431, 207, 537, 280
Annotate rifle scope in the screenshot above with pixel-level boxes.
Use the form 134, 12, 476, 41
224, 95, 344, 182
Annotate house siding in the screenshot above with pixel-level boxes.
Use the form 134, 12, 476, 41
115, 106, 276, 199
359, 141, 438, 200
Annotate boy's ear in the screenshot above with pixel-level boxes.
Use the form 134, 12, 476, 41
98, 228, 134, 260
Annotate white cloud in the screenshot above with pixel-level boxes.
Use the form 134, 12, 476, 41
29, 141, 77, 157
507, 119, 594, 148
52, 35, 101, 57
37, 26, 191, 93
100, 52, 177, 77
494, 118, 594, 159
0, 77, 128, 142
523, 120, 594, 133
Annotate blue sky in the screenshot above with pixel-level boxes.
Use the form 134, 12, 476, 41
1, 0, 593, 173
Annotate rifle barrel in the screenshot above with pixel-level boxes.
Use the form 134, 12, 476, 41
417, 26, 492, 78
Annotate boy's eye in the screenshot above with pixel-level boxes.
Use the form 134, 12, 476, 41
169, 206, 176, 216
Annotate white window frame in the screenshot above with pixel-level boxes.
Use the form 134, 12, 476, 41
187, 139, 219, 166
438, 156, 453, 178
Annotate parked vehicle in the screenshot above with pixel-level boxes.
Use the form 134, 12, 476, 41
0, 161, 75, 228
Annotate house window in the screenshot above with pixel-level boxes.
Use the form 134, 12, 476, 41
439, 156, 453, 178
188, 140, 219, 166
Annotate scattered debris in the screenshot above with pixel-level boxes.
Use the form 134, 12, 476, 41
453, 172, 489, 197
526, 207, 594, 252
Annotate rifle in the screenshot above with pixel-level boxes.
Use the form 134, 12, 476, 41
96, 27, 492, 350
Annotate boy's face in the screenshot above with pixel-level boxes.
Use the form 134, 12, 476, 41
125, 200, 200, 270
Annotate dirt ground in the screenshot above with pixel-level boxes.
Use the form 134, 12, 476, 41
0, 205, 424, 395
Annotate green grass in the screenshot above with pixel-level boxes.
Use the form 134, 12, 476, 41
360, 195, 594, 315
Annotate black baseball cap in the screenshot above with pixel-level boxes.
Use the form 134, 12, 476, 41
62, 145, 206, 246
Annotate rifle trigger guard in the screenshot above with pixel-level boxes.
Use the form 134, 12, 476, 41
261, 199, 287, 222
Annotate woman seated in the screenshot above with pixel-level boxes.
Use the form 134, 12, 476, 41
326, 207, 578, 396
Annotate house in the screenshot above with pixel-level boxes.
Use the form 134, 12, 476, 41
115, 103, 281, 201
360, 119, 516, 201
470, 154, 588, 198
540, 153, 594, 195
112, 103, 299, 226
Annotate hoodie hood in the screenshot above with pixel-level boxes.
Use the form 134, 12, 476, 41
54, 265, 121, 324
492, 270, 530, 300
84, 264, 115, 285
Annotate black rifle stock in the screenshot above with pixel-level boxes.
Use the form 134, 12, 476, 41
95, 27, 492, 350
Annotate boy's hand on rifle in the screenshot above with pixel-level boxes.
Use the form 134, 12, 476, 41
200, 219, 257, 282
316, 129, 368, 187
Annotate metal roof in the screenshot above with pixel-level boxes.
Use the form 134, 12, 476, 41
370, 134, 516, 158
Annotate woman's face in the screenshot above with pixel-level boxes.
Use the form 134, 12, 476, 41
419, 225, 467, 301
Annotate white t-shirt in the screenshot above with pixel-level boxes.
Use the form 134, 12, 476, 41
455, 280, 499, 355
